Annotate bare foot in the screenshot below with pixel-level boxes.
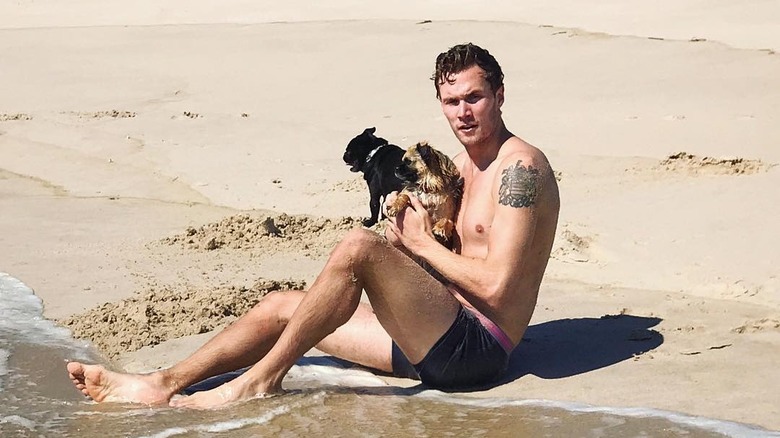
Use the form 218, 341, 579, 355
66, 362, 174, 405
170, 375, 281, 409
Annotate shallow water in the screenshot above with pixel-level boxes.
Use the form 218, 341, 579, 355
1, 272, 777, 438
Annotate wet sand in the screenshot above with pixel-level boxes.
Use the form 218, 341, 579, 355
1, 2, 779, 433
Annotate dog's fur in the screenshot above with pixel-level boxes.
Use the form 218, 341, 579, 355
386, 141, 463, 249
343, 127, 405, 226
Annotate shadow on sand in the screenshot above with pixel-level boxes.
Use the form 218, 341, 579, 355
502, 313, 663, 383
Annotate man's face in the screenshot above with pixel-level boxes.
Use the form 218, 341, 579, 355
439, 65, 504, 148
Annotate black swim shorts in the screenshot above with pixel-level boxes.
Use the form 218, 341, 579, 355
391, 306, 512, 389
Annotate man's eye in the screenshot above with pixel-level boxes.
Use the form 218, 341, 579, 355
465, 95, 482, 104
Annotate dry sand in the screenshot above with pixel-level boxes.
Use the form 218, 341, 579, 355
1, 1, 779, 431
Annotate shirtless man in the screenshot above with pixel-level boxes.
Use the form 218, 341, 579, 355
66, 43, 560, 409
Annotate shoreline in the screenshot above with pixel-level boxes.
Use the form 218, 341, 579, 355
1, 8, 778, 432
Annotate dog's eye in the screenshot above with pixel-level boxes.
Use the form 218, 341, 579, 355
403, 158, 411, 165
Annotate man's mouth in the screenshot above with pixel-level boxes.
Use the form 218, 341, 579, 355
459, 124, 477, 133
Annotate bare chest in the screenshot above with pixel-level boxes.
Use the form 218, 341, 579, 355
455, 173, 496, 257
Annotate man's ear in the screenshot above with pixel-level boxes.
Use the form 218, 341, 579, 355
496, 85, 505, 108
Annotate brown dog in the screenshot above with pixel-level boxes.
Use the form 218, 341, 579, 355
386, 141, 463, 249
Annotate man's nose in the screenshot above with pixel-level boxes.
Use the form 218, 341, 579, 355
457, 101, 472, 118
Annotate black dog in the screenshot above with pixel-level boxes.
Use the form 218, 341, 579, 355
343, 127, 405, 226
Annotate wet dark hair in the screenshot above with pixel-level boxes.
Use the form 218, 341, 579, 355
432, 43, 504, 99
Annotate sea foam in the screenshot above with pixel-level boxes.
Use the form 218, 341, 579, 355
0, 272, 93, 359
417, 391, 780, 438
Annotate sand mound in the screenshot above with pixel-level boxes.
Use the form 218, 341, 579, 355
652, 152, 772, 175
59, 278, 306, 359
551, 226, 594, 263
155, 213, 366, 258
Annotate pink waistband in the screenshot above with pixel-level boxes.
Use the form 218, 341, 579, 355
470, 309, 515, 354
445, 284, 515, 353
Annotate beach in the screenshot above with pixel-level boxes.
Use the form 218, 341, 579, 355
1, 1, 779, 435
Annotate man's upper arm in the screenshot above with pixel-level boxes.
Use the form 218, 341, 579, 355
486, 154, 544, 280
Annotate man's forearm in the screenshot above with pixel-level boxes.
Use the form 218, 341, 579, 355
416, 242, 499, 307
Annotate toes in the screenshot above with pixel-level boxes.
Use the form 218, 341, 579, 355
66, 362, 84, 375
169, 396, 189, 408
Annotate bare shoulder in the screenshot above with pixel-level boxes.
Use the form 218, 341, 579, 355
497, 137, 550, 166
452, 151, 468, 173
494, 138, 557, 209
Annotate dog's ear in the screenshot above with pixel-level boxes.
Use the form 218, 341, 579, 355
363, 127, 376, 136
417, 142, 439, 169
417, 142, 431, 159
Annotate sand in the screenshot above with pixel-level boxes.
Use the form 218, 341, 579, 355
1, 0, 778, 432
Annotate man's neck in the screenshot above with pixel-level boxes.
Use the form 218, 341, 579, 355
464, 125, 512, 171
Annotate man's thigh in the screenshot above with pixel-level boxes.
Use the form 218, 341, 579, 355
316, 302, 394, 373
349, 230, 462, 365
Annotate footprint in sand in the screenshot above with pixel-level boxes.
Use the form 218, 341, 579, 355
169, 111, 202, 119
732, 318, 780, 334
647, 151, 773, 176
551, 225, 596, 264
0, 113, 33, 121
328, 177, 365, 193
66, 110, 136, 119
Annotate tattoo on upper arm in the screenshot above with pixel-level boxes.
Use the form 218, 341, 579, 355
498, 160, 540, 208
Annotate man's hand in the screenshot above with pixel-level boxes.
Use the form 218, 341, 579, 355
386, 195, 437, 255
383, 192, 404, 247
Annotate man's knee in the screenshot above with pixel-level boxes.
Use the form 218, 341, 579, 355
332, 228, 385, 263
246, 290, 304, 324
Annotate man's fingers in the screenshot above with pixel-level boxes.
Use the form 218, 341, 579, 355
408, 195, 429, 217
385, 220, 404, 246
387, 222, 398, 236
385, 216, 398, 232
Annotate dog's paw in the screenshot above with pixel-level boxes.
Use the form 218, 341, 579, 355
362, 217, 378, 227
432, 219, 455, 247
385, 193, 410, 217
